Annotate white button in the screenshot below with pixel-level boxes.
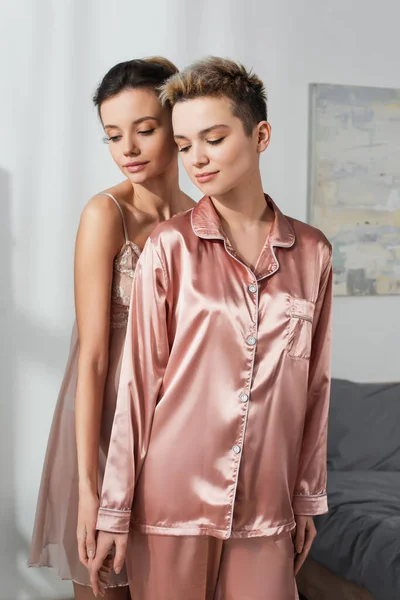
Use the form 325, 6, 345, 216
247, 336, 257, 346
239, 393, 249, 403
232, 445, 241, 454
248, 284, 257, 293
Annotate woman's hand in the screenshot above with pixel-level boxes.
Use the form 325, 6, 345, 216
77, 488, 100, 567
89, 531, 129, 597
292, 515, 317, 575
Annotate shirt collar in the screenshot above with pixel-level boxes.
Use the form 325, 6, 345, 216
191, 195, 295, 279
191, 194, 295, 247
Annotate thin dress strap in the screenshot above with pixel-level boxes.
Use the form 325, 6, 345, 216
101, 193, 130, 244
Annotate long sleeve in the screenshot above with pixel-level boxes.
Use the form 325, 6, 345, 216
96, 239, 169, 533
292, 247, 333, 516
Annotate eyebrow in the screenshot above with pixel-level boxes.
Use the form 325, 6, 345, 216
104, 116, 160, 130
174, 124, 230, 140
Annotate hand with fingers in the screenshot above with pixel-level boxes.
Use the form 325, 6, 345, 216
292, 515, 317, 576
89, 530, 128, 598
90, 552, 114, 594
77, 490, 100, 567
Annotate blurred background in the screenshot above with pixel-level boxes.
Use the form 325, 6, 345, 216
0, 1, 399, 598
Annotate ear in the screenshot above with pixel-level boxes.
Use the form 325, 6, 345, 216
256, 121, 271, 153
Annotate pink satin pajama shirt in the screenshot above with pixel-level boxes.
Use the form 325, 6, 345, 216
97, 195, 332, 540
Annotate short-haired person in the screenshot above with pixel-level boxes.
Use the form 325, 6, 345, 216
90, 57, 332, 600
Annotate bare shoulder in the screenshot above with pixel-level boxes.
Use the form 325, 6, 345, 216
76, 191, 127, 257
81, 191, 125, 230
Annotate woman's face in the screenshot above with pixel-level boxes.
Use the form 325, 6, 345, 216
100, 88, 177, 183
172, 96, 270, 197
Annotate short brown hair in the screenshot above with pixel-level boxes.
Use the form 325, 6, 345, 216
159, 56, 267, 135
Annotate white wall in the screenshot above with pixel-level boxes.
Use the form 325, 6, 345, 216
1, 0, 399, 597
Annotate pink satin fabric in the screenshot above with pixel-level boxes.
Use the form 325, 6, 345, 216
97, 195, 332, 539
126, 531, 299, 599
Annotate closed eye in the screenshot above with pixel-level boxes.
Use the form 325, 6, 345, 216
138, 129, 155, 136
103, 135, 121, 144
178, 145, 191, 153
208, 137, 225, 146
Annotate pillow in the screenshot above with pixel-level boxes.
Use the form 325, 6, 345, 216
327, 378, 400, 471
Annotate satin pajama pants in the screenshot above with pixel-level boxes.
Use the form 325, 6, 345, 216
126, 531, 299, 600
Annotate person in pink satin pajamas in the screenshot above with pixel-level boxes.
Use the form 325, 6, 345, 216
89, 57, 333, 600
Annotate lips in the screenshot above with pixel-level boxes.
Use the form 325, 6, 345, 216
195, 171, 219, 183
124, 161, 150, 172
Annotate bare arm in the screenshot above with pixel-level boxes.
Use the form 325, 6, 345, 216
74, 195, 124, 564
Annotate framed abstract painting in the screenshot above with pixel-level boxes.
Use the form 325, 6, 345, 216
308, 83, 400, 296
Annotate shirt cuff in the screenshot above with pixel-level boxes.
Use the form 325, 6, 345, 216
96, 507, 131, 534
292, 493, 328, 516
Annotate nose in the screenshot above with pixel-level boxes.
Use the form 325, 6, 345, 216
191, 144, 209, 168
123, 136, 140, 157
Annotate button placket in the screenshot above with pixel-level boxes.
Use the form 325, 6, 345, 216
227, 273, 260, 537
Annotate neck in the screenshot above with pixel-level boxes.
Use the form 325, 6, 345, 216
128, 160, 187, 219
209, 168, 272, 229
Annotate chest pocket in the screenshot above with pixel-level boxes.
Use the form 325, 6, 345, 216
286, 296, 315, 360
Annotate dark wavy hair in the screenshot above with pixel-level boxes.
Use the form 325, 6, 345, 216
93, 56, 178, 117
